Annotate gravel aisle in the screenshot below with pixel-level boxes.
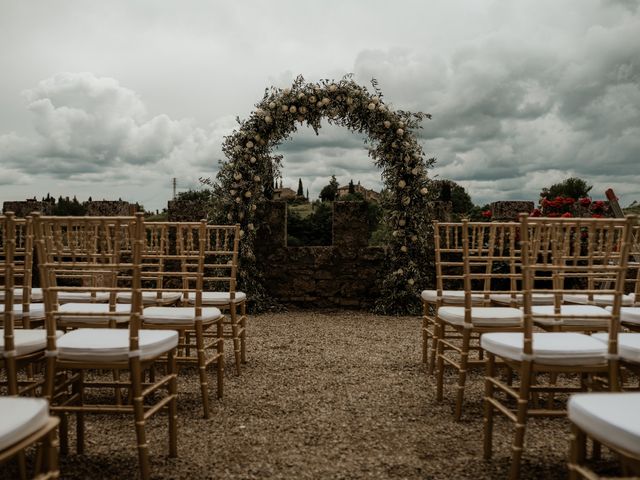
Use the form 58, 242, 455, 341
5, 311, 583, 479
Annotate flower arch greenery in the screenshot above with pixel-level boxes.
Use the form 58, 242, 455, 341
211, 75, 434, 314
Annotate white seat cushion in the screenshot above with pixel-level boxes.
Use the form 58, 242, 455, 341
142, 307, 223, 325
183, 291, 247, 305
58, 303, 132, 324
117, 291, 183, 306
490, 293, 555, 306
564, 293, 633, 307
0, 397, 50, 451
1, 303, 45, 320
437, 306, 523, 327
421, 289, 485, 305
569, 392, 640, 456
57, 328, 178, 362
57, 291, 110, 303
531, 305, 611, 327
607, 306, 640, 325
592, 332, 640, 363
0, 288, 44, 303
0, 329, 64, 357
481, 332, 607, 365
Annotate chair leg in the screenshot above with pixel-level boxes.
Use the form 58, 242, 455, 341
230, 306, 241, 376
509, 361, 533, 480
130, 359, 151, 480
483, 353, 496, 460
568, 423, 586, 480
240, 302, 247, 364
217, 319, 224, 399
74, 370, 85, 455
421, 303, 428, 364
429, 310, 439, 375
195, 321, 210, 418
167, 349, 178, 458
435, 323, 446, 402
454, 328, 472, 421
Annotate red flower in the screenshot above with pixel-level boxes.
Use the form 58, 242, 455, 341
482, 210, 492, 218
563, 197, 576, 205
579, 197, 591, 207
591, 214, 604, 218
548, 212, 560, 217
531, 208, 541, 217
561, 212, 573, 218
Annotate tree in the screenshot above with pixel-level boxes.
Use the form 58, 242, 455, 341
430, 179, 474, 214
297, 178, 304, 196
319, 175, 339, 202
540, 177, 592, 200
348, 179, 355, 194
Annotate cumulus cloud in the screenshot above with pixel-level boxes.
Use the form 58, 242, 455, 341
0, 72, 225, 187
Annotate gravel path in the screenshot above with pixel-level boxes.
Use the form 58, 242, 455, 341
3, 311, 603, 479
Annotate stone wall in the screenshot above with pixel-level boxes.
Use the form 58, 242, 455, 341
255, 201, 386, 309
167, 200, 209, 222
2, 200, 54, 217
490, 201, 535, 221
85, 200, 132, 216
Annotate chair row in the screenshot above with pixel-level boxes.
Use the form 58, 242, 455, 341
0, 213, 249, 479
421, 215, 640, 479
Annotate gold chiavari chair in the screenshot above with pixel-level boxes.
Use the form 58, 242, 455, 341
34, 213, 179, 480
421, 220, 486, 373
0, 396, 60, 480
435, 220, 525, 420
181, 224, 246, 375
482, 214, 635, 480
140, 221, 225, 418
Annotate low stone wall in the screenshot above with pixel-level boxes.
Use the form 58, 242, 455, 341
490, 201, 535, 221
255, 201, 386, 309
2, 200, 54, 217
85, 200, 132, 216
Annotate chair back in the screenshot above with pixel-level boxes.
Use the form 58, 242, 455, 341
519, 214, 636, 356
1, 213, 17, 365
33, 214, 145, 350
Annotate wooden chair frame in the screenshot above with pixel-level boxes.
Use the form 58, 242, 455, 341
34, 213, 178, 480
483, 215, 635, 480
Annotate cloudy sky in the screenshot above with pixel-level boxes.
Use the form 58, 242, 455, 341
1, 0, 639, 211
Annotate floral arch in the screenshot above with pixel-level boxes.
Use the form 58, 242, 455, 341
212, 75, 434, 314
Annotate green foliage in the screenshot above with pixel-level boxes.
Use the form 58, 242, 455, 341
540, 177, 592, 200
287, 202, 332, 246
429, 179, 474, 217
296, 178, 304, 196
319, 175, 339, 202
176, 189, 212, 203
53, 196, 86, 216
348, 179, 355, 194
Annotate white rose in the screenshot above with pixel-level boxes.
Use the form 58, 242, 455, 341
391, 142, 397, 148
368, 103, 376, 110
398, 180, 406, 189
400, 245, 408, 253
251, 204, 257, 211
247, 223, 254, 231
408, 278, 415, 286
283, 88, 291, 95
246, 141, 254, 149
265, 115, 273, 124
227, 213, 233, 221
234, 173, 242, 181
255, 108, 264, 117
412, 168, 419, 175
244, 191, 252, 198
411, 235, 418, 242
269, 102, 276, 110
230, 189, 237, 195
397, 268, 404, 275
402, 196, 411, 206
398, 219, 406, 226
378, 104, 386, 111
309, 95, 317, 103
239, 229, 245, 237
250, 156, 257, 164
384, 120, 391, 129
254, 175, 261, 182
399, 121, 405, 128
346, 97, 353, 105
299, 106, 307, 114
372, 96, 379, 104
289, 105, 297, 114
329, 84, 338, 92
235, 197, 241, 203
281, 105, 289, 112
317, 101, 323, 108
396, 128, 404, 136
420, 187, 428, 195
322, 97, 330, 105
297, 92, 305, 99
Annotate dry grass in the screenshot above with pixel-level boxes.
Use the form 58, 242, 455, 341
2, 310, 620, 479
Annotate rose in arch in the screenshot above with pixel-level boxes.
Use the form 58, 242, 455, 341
211, 75, 435, 314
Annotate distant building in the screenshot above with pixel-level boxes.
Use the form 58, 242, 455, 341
2, 198, 54, 217
273, 187, 297, 201
336, 182, 380, 203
